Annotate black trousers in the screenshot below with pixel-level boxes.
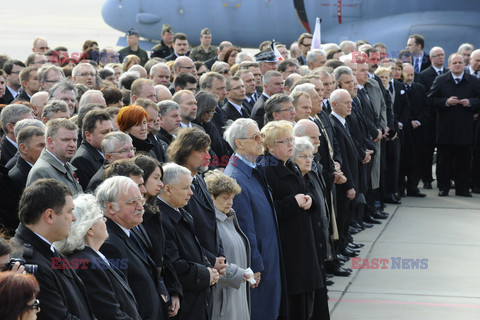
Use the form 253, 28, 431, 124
437, 144, 472, 193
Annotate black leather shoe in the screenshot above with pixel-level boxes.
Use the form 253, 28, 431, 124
438, 190, 449, 197
352, 222, 364, 230
337, 254, 349, 262
372, 211, 388, 220
350, 241, 365, 248
325, 273, 334, 278
364, 216, 382, 224
456, 191, 472, 197
407, 191, 426, 197
349, 226, 361, 234
384, 194, 401, 204
361, 221, 374, 228
333, 266, 352, 277
472, 187, 480, 194
423, 182, 432, 189
326, 279, 335, 286
342, 248, 359, 257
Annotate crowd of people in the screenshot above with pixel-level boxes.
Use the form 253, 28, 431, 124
0, 24, 478, 320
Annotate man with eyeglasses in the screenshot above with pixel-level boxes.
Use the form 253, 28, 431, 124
223, 118, 286, 320
223, 76, 250, 120
38, 65, 65, 92
32, 37, 49, 54
86, 131, 135, 192
72, 63, 96, 89
98, 175, 170, 320
3, 59, 26, 104
11, 179, 96, 320
296, 33, 313, 66
264, 94, 296, 125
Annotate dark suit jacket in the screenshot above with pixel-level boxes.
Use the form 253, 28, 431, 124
262, 152, 322, 295
406, 82, 428, 129
2, 87, 15, 104
86, 163, 106, 193
8, 156, 31, 196
222, 100, 249, 121
250, 93, 269, 128
71, 140, 104, 190
330, 114, 360, 193
205, 56, 218, 70
69, 246, 142, 320
0, 164, 21, 235
160, 200, 213, 320
13, 89, 31, 102
11, 224, 95, 320
0, 135, 17, 166
148, 132, 168, 162
391, 80, 411, 128
157, 127, 174, 146
184, 174, 224, 265
428, 71, 480, 145
420, 52, 432, 72
419, 66, 448, 92
100, 218, 166, 320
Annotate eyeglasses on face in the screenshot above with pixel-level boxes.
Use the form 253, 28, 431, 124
238, 133, 263, 142
78, 72, 96, 77
26, 299, 40, 311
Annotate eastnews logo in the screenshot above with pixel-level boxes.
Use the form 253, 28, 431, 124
51, 257, 128, 270
351, 257, 429, 270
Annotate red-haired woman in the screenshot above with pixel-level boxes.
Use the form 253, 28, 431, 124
117, 105, 155, 157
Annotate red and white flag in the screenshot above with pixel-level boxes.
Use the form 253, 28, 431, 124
312, 17, 322, 50
272, 40, 284, 61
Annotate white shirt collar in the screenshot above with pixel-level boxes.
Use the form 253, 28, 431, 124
113, 220, 131, 237
228, 100, 243, 114
157, 196, 180, 212
46, 149, 65, 166
6, 85, 18, 97
234, 153, 257, 168
452, 72, 464, 82
331, 111, 346, 126
5, 136, 18, 149
34, 231, 55, 253
180, 121, 192, 128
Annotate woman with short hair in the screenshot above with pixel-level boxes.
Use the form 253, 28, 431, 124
204, 169, 251, 320
260, 120, 323, 320
117, 105, 155, 156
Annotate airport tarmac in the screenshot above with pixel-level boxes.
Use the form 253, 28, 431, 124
328, 183, 480, 319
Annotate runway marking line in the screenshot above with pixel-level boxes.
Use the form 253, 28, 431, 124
329, 298, 480, 308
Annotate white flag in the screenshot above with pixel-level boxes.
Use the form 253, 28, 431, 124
312, 17, 321, 50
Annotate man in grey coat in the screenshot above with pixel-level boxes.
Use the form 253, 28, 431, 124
26, 118, 83, 195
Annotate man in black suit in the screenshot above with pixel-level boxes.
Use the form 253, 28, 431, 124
223, 76, 250, 120
205, 41, 232, 70
98, 176, 170, 319
165, 33, 190, 61
159, 163, 220, 320
3, 59, 26, 104
157, 100, 182, 145
167, 128, 228, 270
418, 47, 447, 189
296, 33, 313, 66
10, 179, 95, 320
8, 126, 45, 217
0, 104, 35, 166
406, 34, 431, 73
428, 53, 480, 197
402, 64, 429, 196
329, 89, 361, 259
236, 69, 257, 114
71, 110, 113, 190
250, 70, 284, 129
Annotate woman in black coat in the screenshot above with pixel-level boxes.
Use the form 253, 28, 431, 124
260, 120, 322, 320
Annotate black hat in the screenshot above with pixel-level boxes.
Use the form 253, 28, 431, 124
254, 49, 277, 62
126, 28, 140, 37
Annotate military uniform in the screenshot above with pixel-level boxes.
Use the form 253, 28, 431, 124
189, 45, 217, 62
151, 40, 174, 59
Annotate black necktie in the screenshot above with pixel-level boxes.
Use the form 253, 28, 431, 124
192, 177, 210, 206
455, 78, 460, 84
129, 231, 147, 260
388, 85, 394, 94
475, 71, 479, 78
344, 122, 351, 136
438, 70, 443, 76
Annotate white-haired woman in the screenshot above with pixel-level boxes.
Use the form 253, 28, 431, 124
292, 136, 332, 318
55, 194, 141, 320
